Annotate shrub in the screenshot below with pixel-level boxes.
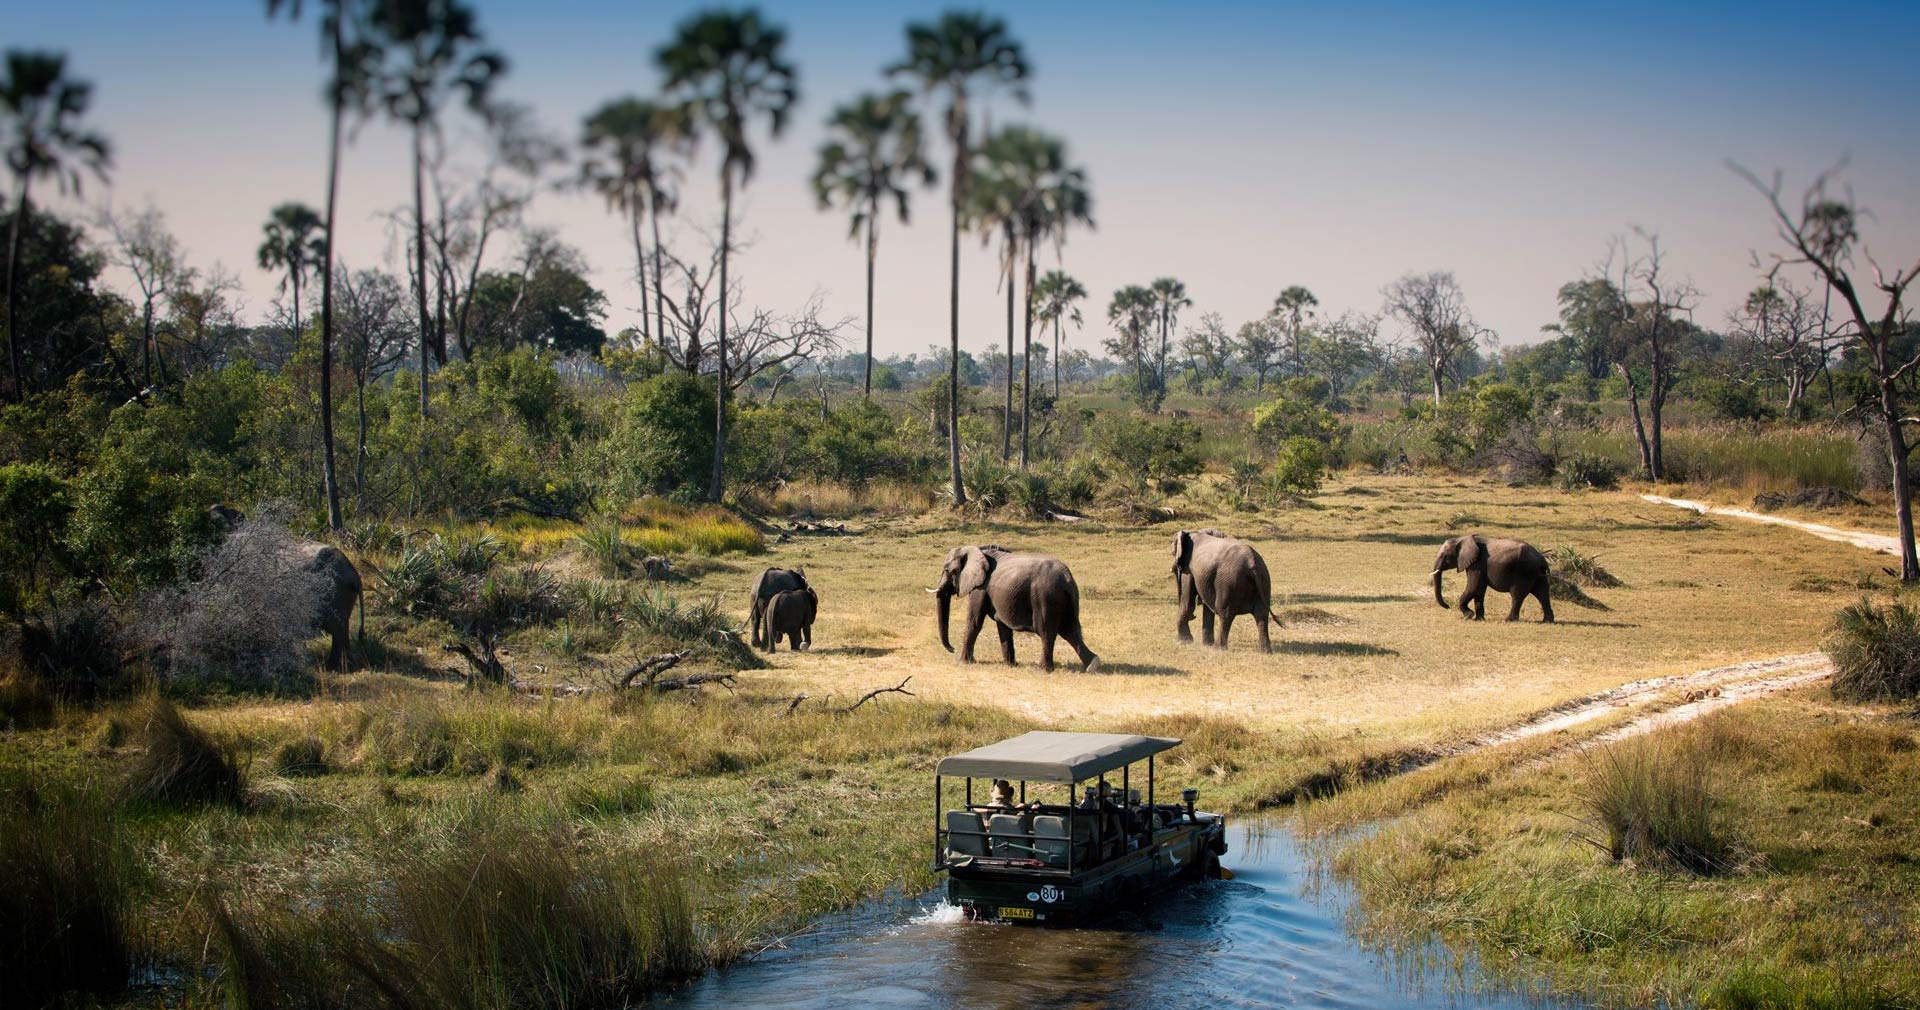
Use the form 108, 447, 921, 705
1250, 396, 1339, 453
1580, 738, 1729, 874
0, 462, 74, 615
1556, 451, 1623, 491
1695, 378, 1776, 422
575, 521, 629, 577
140, 518, 329, 695
125, 694, 246, 807
1825, 599, 1920, 701
0, 789, 136, 1008
17, 600, 124, 700
601, 371, 715, 499
1545, 544, 1622, 587
1271, 436, 1328, 494
1090, 415, 1202, 491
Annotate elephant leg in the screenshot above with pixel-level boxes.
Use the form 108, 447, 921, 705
1505, 589, 1525, 622
1218, 611, 1235, 650
1175, 574, 1196, 643
326, 616, 349, 671
1041, 631, 1058, 671
766, 626, 778, 653
996, 622, 1017, 665
1460, 572, 1487, 620
960, 594, 988, 663
751, 605, 765, 650
1062, 617, 1100, 673
1535, 579, 1555, 623
1200, 607, 1215, 646
1254, 610, 1272, 654
802, 624, 812, 650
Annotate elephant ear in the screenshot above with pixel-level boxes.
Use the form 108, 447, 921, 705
1459, 534, 1486, 572
955, 546, 996, 597
1171, 531, 1193, 573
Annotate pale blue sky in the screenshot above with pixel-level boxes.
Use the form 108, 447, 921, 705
12, 0, 1919, 357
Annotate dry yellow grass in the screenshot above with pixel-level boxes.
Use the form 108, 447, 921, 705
668, 474, 1874, 755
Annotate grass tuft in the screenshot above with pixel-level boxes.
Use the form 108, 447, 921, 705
1545, 544, 1622, 587
270, 735, 328, 777
1825, 598, 1920, 701
125, 694, 246, 807
0, 788, 135, 1008
1579, 738, 1730, 874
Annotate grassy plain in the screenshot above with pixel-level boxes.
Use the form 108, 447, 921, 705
0, 471, 1898, 1005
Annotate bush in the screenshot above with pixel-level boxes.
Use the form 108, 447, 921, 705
126, 694, 246, 807
575, 521, 629, 577
17, 600, 124, 700
140, 518, 329, 695
600, 371, 715, 499
0, 789, 136, 1008
1545, 544, 1622, 587
1090, 415, 1202, 491
1271, 436, 1328, 494
1555, 451, 1624, 491
624, 587, 756, 668
1695, 379, 1776, 422
1250, 396, 1340, 453
1825, 599, 1920, 701
1580, 738, 1730, 874
0, 462, 74, 615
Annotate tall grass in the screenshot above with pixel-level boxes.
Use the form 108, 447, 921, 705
1566, 423, 1858, 492
125, 694, 246, 807
0, 788, 136, 1007
1579, 738, 1730, 874
1825, 599, 1920, 701
619, 498, 764, 555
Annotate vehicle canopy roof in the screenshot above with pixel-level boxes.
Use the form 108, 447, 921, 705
936, 731, 1181, 785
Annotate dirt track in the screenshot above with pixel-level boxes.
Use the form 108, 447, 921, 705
1642, 493, 1899, 554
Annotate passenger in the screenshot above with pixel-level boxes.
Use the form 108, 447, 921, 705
989, 778, 1016, 807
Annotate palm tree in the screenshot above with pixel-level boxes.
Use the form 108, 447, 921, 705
1032, 270, 1086, 398
1, 50, 109, 403
974, 126, 1090, 466
268, 0, 375, 531
579, 97, 690, 358
968, 132, 1024, 461
889, 11, 1029, 505
1107, 284, 1158, 407
657, 7, 798, 503
1149, 277, 1190, 394
811, 90, 932, 398
1273, 284, 1317, 374
365, 0, 505, 417
257, 203, 327, 359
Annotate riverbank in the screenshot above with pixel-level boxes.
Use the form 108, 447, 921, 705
1, 473, 1890, 1006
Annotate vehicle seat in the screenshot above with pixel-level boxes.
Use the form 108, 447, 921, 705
1031, 814, 1094, 868
946, 810, 987, 858
988, 813, 1033, 858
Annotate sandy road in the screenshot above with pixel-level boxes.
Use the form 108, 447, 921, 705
1641, 493, 1900, 554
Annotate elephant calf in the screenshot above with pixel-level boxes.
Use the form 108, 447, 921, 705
1171, 528, 1275, 652
932, 545, 1099, 672
748, 567, 808, 650
765, 587, 817, 653
1433, 533, 1553, 623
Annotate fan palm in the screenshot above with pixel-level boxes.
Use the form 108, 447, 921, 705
889, 11, 1029, 505
811, 89, 932, 398
1, 50, 110, 402
267, 0, 377, 530
1273, 284, 1318, 374
579, 97, 690, 358
1107, 284, 1159, 407
364, 0, 505, 417
1149, 277, 1190, 393
658, 7, 798, 502
257, 202, 328, 360
1032, 270, 1086, 397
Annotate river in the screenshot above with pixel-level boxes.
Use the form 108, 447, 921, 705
648, 819, 1565, 1010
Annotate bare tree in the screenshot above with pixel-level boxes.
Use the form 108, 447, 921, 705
1382, 270, 1484, 405
161, 266, 246, 375
336, 265, 408, 496
96, 201, 188, 387
1727, 279, 1828, 417
1235, 315, 1283, 393
724, 291, 848, 394
1597, 230, 1697, 481
1736, 162, 1920, 579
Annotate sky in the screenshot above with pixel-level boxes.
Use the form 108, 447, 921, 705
11, 0, 1920, 361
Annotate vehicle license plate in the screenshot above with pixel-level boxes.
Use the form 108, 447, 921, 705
997, 906, 1034, 920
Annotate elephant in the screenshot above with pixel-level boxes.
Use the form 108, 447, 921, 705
748, 567, 808, 650
1171, 528, 1275, 652
764, 587, 817, 653
1432, 534, 1554, 623
208, 504, 363, 669
931, 545, 1099, 672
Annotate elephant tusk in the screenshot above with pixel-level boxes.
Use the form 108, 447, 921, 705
1430, 569, 1442, 576
924, 586, 939, 594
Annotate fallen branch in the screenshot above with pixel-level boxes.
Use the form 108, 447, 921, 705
618, 650, 692, 690
651, 671, 737, 693
784, 693, 809, 715
840, 676, 914, 713
1045, 509, 1089, 523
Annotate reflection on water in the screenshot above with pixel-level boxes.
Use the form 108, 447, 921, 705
648, 819, 1564, 1010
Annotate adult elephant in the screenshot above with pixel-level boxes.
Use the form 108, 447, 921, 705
748, 567, 808, 650
1432, 533, 1554, 623
208, 504, 363, 669
931, 545, 1099, 672
1171, 528, 1274, 652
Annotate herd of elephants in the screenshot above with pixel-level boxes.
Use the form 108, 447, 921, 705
207, 504, 1555, 675
745, 529, 1557, 672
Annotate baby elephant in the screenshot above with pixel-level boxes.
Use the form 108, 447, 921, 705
764, 587, 818, 652
1432, 533, 1553, 622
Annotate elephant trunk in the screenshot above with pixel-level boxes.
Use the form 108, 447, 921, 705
936, 585, 955, 652
1432, 568, 1447, 608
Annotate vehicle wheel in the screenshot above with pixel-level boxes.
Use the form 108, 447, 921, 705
1209, 834, 1228, 856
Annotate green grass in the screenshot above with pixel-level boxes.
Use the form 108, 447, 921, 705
0, 786, 136, 1008
1566, 423, 1859, 493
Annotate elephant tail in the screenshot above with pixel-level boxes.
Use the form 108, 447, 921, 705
356, 586, 366, 642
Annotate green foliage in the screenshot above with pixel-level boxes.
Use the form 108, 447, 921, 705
1250, 395, 1340, 454
1580, 738, 1730, 874
1271, 436, 1328, 494
125, 694, 246, 808
0, 463, 72, 614
1090, 414, 1202, 491
1555, 451, 1623, 491
1695, 379, 1777, 422
575, 520, 629, 577
601, 370, 715, 499
1544, 544, 1621, 587
1825, 599, 1920, 701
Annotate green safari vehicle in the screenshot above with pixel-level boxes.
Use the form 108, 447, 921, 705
933, 731, 1228, 925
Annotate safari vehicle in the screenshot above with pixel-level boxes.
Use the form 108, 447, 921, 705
934, 731, 1228, 925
